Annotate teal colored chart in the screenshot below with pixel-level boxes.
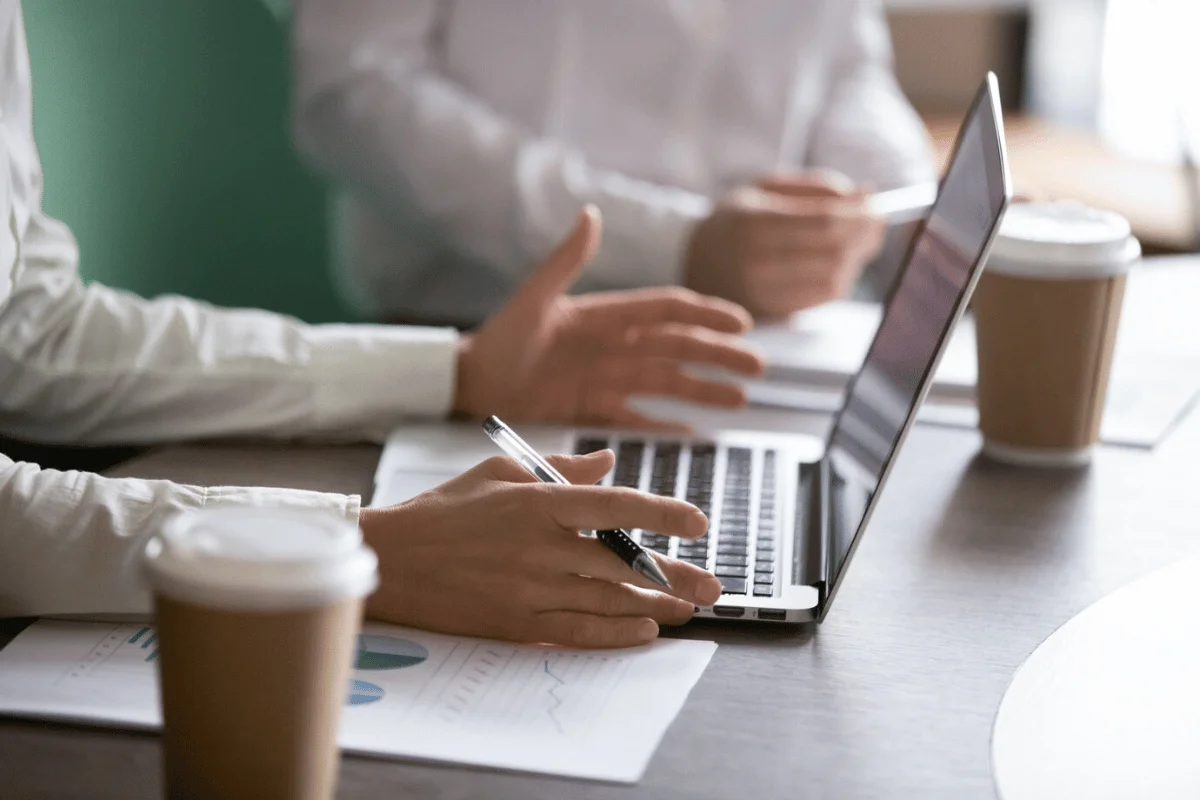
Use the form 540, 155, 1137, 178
356, 635, 428, 670
128, 626, 158, 662
346, 679, 384, 705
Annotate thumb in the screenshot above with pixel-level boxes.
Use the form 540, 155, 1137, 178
547, 449, 615, 486
758, 169, 860, 199
510, 205, 602, 307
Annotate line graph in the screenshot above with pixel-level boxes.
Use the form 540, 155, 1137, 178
414, 644, 633, 735
544, 659, 566, 733
0, 620, 718, 782
55, 624, 159, 686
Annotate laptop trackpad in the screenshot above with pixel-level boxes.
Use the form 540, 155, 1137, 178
370, 469, 460, 508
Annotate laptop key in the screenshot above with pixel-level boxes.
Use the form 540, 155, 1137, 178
716, 554, 749, 567
715, 564, 749, 579
719, 577, 748, 594
753, 585, 774, 597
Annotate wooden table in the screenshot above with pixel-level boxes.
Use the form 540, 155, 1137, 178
927, 115, 1199, 252
4, 260, 1200, 799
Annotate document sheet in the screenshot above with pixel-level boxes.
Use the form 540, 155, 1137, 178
744, 283, 1200, 449
0, 620, 717, 782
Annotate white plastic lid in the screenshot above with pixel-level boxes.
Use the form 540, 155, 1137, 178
986, 202, 1141, 279
143, 507, 379, 611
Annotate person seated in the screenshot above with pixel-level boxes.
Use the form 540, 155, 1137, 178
290, 0, 935, 327
0, 3, 763, 649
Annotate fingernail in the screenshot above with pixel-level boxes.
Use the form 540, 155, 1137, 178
638, 619, 659, 640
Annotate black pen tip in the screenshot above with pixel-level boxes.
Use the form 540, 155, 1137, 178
482, 416, 503, 435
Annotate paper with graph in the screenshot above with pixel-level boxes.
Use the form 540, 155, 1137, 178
0, 620, 716, 782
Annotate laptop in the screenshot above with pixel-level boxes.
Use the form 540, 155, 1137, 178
372, 73, 1012, 625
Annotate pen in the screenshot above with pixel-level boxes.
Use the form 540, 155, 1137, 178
1179, 110, 1200, 254
864, 182, 938, 224
482, 415, 673, 590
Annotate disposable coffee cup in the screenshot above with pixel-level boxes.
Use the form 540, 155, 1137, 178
143, 507, 378, 800
974, 202, 1140, 467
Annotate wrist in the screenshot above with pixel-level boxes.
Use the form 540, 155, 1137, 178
682, 213, 717, 294
452, 333, 480, 419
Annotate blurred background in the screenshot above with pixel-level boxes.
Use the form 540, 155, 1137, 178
24, 0, 1200, 324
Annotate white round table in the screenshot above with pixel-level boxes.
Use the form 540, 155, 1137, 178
993, 557, 1200, 799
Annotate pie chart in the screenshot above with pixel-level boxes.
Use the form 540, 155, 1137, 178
355, 634, 429, 670
346, 679, 384, 706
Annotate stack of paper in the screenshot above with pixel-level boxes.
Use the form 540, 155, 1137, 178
742, 264, 1200, 448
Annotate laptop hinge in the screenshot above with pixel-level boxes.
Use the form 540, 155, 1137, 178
796, 459, 828, 600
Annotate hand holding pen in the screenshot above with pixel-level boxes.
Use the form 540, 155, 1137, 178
484, 415, 675, 588
358, 445, 721, 648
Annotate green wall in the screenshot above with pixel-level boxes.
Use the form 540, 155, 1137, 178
23, 0, 354, 323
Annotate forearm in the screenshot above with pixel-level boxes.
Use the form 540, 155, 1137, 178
0, 454, 359, 618
0, 277, 458, 446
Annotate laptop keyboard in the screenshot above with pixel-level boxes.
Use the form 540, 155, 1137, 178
574, 436, 780, 597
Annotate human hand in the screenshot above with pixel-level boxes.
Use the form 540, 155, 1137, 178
358, 451, 722, 648
684, 171, 886, 320
452, 206, 766, 432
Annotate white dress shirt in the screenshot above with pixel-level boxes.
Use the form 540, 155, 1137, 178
0, 1, 459, 618
293, 0, 935, 324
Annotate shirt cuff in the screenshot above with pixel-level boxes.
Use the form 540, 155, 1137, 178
307, 323, 459, 440
201, 485, 362, 527
591, 176, 714, 289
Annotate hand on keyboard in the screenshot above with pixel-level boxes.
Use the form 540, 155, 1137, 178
359, 449, 722, 649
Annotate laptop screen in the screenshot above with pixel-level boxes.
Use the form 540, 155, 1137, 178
821, 76, 1010, 603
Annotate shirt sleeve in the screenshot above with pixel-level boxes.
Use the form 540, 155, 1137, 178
0, 1, 458, 447
0, 209, 459, 446
290, 0, 711, 292
804, 0, 936, 190
0, 452, 360, 618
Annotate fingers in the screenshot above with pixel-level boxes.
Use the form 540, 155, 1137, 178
757, 169, 858, 198
750, 207, 881, 254
531, 611, 659, 649
509, 205, 602, 309
548, 575, 695, 625
655, 554, 723, 605
553, 539, 722, 606
535, 484, 708, 539
592, 406, 694, 435
621, 361, 748, 408
625, 324, 766, 377
584, 287, 753, 334
727, 185, 863, 221
546, 450, 615, 486
473, 454, 540, 483
475, 451, 614, 486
